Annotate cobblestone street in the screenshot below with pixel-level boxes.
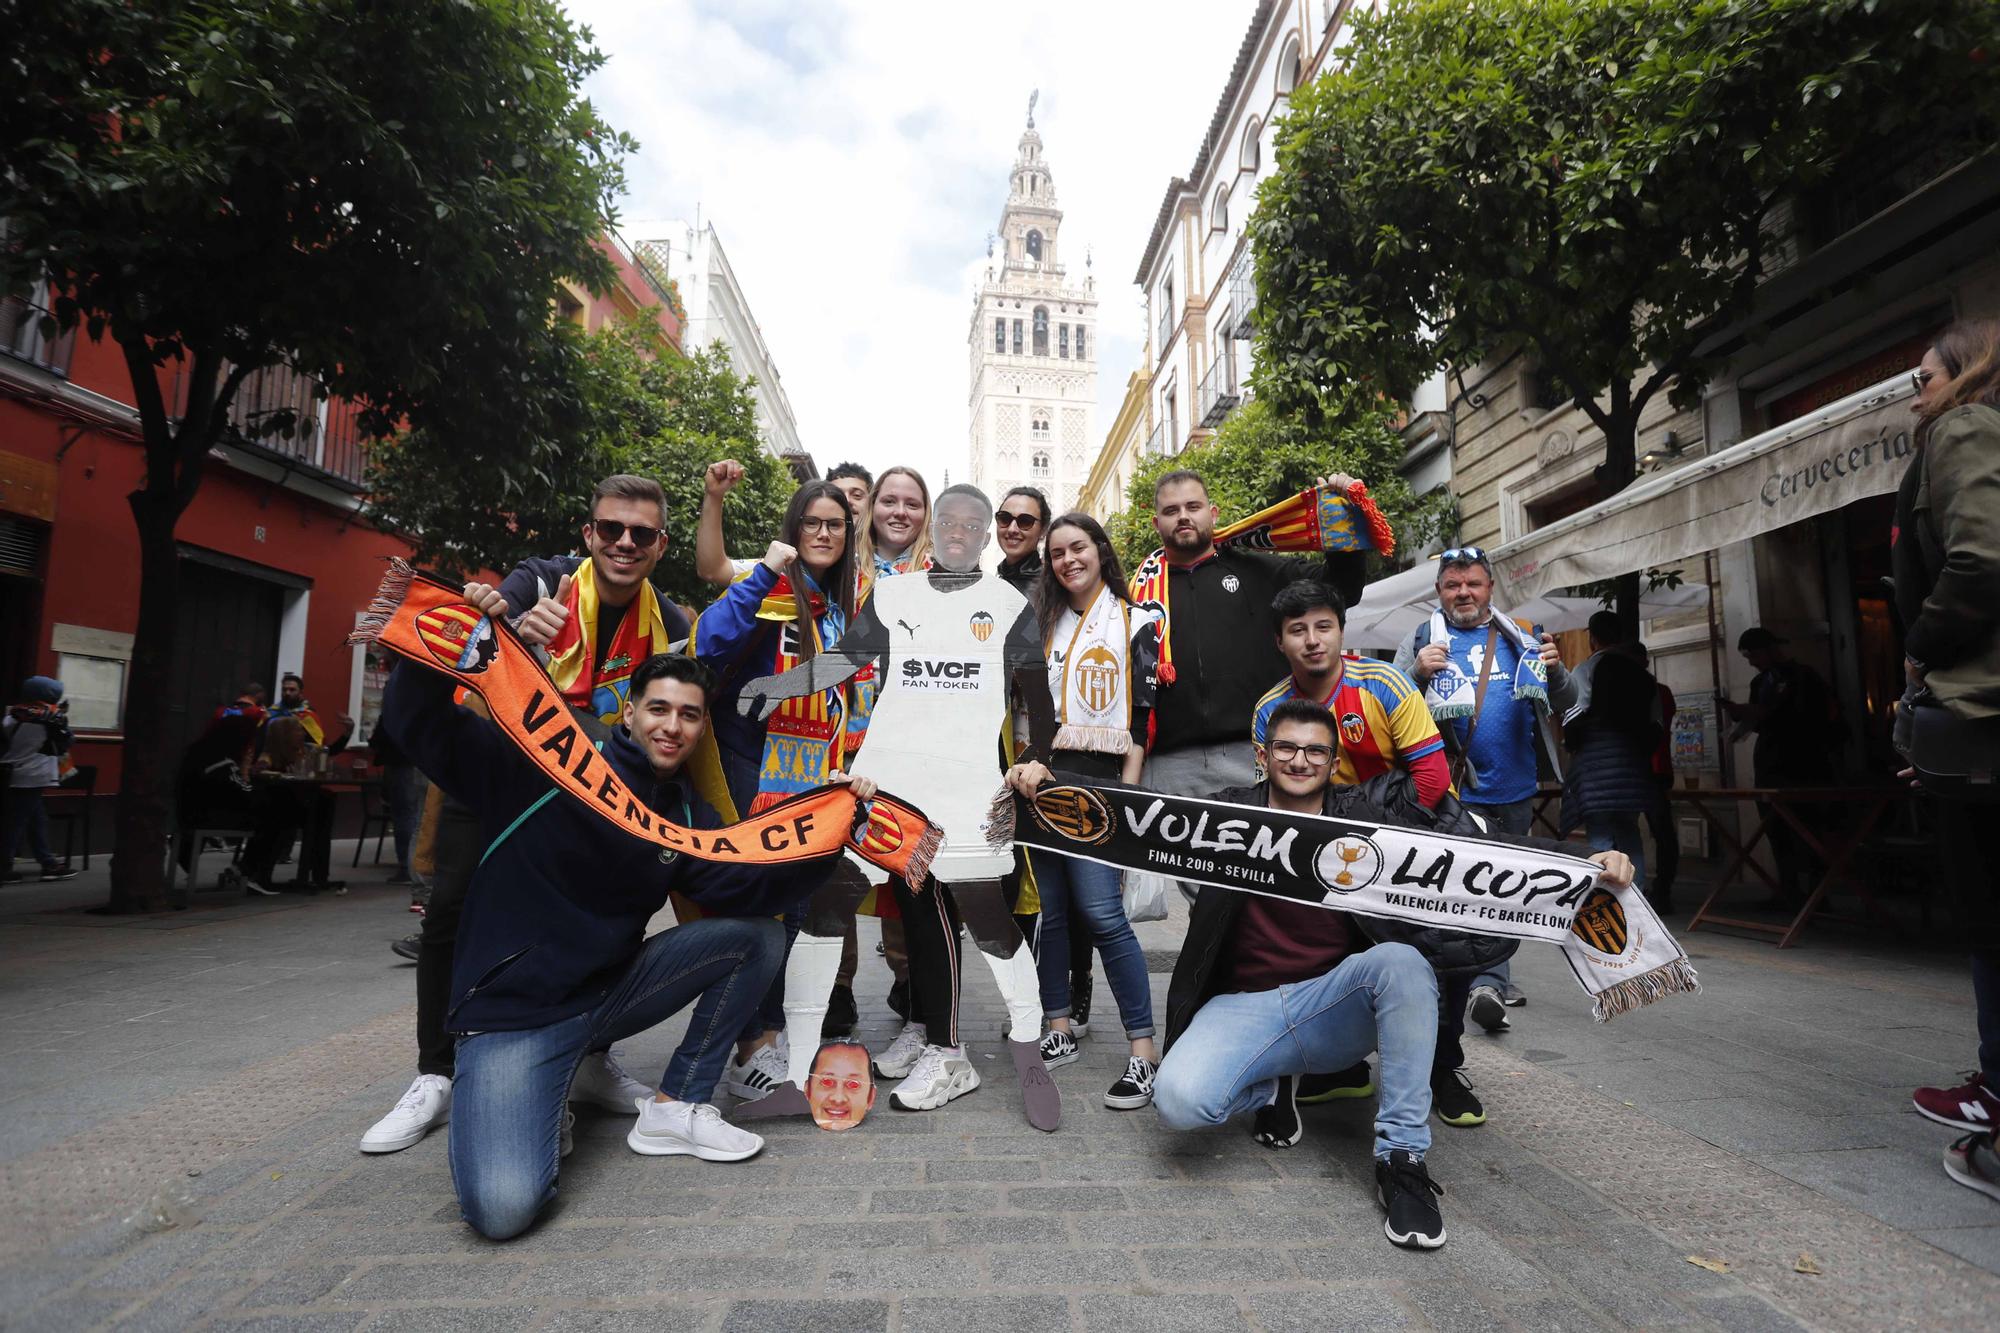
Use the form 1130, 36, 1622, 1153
3, 855, 1996, 1332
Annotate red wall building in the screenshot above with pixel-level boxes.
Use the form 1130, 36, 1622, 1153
0, 232, 679, 850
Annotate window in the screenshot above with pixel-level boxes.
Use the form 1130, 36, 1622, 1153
1031, 408, 1052, 440
1165, 389, 1179, 452
1, 283, 76, 376
1059, 324, 1070, 358
1032, 306, 1049, 357
994, 318, 1005, 353
1241, 118, 1262, 172
1212, 184, 1229, 232
1031, 450, 1051, 478
1277, 33, 1302, 95
51, 624, 135, 733
1075, 326, 1086, 360
1026, 229, 1043, 262
1012, 319, 1023, 354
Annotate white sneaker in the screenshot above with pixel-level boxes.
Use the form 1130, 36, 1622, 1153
627, 1099, 764, 1161
890, 1046, 980, 1111
873, 1022, 929, 1080
359, 1074, 451, 1153
571, 1048, 654, 1113
724, 1039, 790, 1101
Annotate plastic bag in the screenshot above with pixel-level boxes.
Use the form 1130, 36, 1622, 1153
1121, 870, 1171, 924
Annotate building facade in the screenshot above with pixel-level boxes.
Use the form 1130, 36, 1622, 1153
638, 220, 813, 478
966, 111, 1098, 514
0, 237, 680, 850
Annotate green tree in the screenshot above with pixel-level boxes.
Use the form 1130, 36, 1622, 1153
1108, 396, 1452, 574
0, 0, 632, 911
1252, 0, 2000, 627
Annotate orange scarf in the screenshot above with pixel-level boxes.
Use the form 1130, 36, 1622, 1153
350, 560, 941, 887
1129, 481, 1395, 685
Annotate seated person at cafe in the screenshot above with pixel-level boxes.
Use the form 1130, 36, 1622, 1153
1152, 699, 1634, 1252
226, 717, 317, 895
379, 584, 863, 1241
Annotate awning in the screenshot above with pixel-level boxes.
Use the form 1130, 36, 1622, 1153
1491, 373, 1918, 601
1344, 576, 1708, 651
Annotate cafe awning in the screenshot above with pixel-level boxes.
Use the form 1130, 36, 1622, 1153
1491, 373, 1918, 601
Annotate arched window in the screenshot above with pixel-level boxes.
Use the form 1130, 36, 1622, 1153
1031, 408, 1052, 439
1241, 118, 1262, 172
1211, 184, 1229, 232
1032, 306, 1050, 356
993, 318, 1005, 353
1075, 325, 1087, 360
1277, 34, 1302, 95
1031, 450, 1051, 478
1026, 229, 1043, 262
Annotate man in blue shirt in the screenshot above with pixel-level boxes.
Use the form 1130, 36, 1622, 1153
1393, 547, 1576, 1125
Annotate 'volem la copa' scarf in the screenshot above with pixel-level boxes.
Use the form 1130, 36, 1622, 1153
1129, 482, 1395, 685
350, 560, 942, 887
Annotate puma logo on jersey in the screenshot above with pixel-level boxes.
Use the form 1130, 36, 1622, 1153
897, 619, 921, 639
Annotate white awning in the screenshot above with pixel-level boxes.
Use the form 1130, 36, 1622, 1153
1343, 574, 1708, 652
1491, 373, 1918, 601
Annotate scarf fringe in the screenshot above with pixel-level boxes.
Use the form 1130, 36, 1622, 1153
1588, 956, 1702, 1023
983, 783, 1017, 852
346, 557, 415, 646
902, 822, 943, 890
1054, 725, 1132, 754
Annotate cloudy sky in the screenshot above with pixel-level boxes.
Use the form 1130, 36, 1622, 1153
565, 0, 1258, 484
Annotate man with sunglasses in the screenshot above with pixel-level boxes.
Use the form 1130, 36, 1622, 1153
359, 474, 688, 1160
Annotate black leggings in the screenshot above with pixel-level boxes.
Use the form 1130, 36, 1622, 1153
415, 800, 481, 1077
891, 876, 1024, 1048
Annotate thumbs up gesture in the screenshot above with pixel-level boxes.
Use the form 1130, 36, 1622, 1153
517, 571, 574, 648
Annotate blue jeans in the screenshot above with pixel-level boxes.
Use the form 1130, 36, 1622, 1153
1153, 943, 1438, 1158
1029, 850, 1154, 1040
1466, 799, 1534, 993
450, 916, 783, 1240
1584, 811, 1647, 894
2, 789, 56, 870
383, 765, 426, 876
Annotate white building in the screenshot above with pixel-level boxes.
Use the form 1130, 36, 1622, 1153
635, 219, 812, 476
966, 108, 1098, 514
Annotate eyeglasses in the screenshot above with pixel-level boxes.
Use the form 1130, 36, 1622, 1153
994, 511, 1041, 529
936, 518, 986, 537
1267, 741, 1334, 765
1911, 368, 1935, 394
589, 519, 663, 548
797, 516, 845, 536
1438, 546, 1489, 565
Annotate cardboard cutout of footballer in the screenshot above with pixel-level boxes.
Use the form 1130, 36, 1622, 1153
734, 484, 1065, 1131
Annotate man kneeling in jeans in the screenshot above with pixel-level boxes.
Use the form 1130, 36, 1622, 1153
1153, 700, 1632, 1249
381, 586, 861, 1240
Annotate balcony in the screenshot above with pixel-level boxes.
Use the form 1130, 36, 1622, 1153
1198, 350, 1242, 428
0, 294, 75, 376
171, 359, 371, 490
1142, 422, 1167, 458
1156, 304, 1176, 362
1228, 251, 1256, 339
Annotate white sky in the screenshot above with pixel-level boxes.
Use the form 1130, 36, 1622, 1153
566, 0, 1257, 486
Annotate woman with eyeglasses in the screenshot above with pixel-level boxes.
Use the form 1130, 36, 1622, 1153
1003, 512, 1164, 1110
1894, 319, 2000, 1202
691, 479, 861, 1103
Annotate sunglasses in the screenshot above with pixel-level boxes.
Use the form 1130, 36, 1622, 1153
589, 518, 664, 548
1438, 546, 1490, 565
1911, 368, 1934, 394
995, 511, 1041, 529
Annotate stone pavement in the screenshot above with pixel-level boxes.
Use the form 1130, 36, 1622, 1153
2, 851, 1996, 1331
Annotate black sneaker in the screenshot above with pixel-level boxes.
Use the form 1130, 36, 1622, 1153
1069, 972, 1093, 1039
1039, 1028, 1080, 1069
390, 934, 420, 961
822, 984, 859, 1038
1105, 1056, 1155, 1110
1298, 1061, 1374, 1104
1431, 1068, 1487, 1127
1376, 1150, 1446, 1249
38, 865, 79, 882
1252, 1075, 1303, 1149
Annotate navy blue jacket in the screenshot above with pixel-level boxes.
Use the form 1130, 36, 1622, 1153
381, 662, 833, 1033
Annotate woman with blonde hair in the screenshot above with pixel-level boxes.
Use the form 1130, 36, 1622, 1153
1896, 318, 2000, 1203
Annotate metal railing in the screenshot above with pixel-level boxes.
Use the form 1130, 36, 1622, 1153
1228, 251, 1256, 339
1142, 421, 1167, 458
0, 294, 75, 375
171, 359, 372, 490
1198, 348, 1242, 428
1156, 301, 1176, 362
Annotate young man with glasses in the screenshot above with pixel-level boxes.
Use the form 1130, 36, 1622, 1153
360, 474, 688, 1159
1154, 698, 1634, 1250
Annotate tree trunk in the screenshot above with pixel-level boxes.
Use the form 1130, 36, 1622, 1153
104, 487, 185, 913
1596, 412, 1642, 640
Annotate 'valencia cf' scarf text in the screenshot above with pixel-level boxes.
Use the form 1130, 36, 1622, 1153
995, 781, 1696, 1021
351, 560, 941, 887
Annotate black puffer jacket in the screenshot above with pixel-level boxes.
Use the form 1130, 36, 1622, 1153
1163, 770, 1579, 1052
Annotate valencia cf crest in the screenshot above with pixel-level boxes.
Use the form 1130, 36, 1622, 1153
1220, 573, 1241, 593
1571, 888, 1630, 956
1339, 711, 1367, 746
1074, 645, 1121, 713
1029, 785, 1115, 846
855, 801, 906, 857
969, 611, 995, 642
415, 604, 497, 675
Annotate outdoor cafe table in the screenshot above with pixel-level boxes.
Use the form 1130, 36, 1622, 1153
1673, 785, 1906, 949
254, 770, 380, 893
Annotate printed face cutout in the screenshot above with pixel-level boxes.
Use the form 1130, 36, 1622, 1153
806, 1042, 876, 1131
